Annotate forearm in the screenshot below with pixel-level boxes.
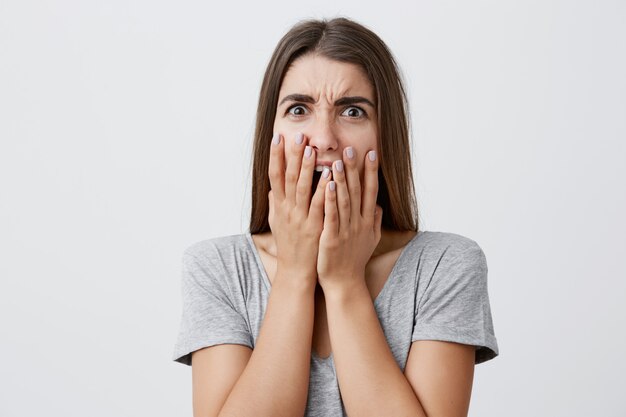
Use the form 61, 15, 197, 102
219, 276, 315, 417
324, 279, 427, 417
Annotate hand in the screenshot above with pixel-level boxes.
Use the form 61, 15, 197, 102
316, 146, 383, 292
267, 132, 333, 288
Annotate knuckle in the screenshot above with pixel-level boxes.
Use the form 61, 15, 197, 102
285, 171, 298, 183
296, 185, 308, 198
327, 238, 339, 249
364, 185, 375, 195
268, 165, 280, 178
304, 225, 319, 238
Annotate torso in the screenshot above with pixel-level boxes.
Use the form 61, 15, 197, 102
251, 229, 417, 360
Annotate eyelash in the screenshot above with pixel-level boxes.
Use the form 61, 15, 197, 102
285, 104, 367, 119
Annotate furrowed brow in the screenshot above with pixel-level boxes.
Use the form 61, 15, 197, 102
278, 94, 376, 109
278, 94, 316, 106
334, 96, 376, 109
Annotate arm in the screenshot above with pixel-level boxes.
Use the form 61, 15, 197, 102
191, 344, 252, 416
324, 279, 426, 416
324, 279, 475, 417
317, 148, 476, 416
216, 275, 315, 417
192, 131, 334, 417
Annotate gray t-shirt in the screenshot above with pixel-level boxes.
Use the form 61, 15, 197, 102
172, 230, 499, 416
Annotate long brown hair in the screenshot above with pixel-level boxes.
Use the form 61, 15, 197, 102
249, 17, 418, 234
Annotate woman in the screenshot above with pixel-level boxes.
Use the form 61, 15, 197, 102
173, 17, 499, 417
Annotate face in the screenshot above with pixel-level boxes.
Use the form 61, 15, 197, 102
273, 54, 378, 186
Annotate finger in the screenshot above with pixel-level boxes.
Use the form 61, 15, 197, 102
361, 150, 379, 224
268, 190, 275, 230
343, 146, 361, 222
323, 181, 338, 236
309, 166, 332, 224
284, 132, 305, 204
332, 159, 350, 233
268, 133, 285, 200
374, 205, 383, 240
296, 145, 316, 209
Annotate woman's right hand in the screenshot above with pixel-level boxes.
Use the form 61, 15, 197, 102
268, 132, 332, 289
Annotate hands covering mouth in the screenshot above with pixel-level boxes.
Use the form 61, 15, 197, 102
267, 131, 382, 293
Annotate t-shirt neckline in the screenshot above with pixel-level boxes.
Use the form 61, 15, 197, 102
244, 231, 424, 361
245, 231, 423, 303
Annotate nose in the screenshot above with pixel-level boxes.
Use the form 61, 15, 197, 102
305, 116, 338, 153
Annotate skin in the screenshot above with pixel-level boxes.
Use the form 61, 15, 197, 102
189, 51, 476, 417
235, 53, 476, 416
268, 53, 384, 292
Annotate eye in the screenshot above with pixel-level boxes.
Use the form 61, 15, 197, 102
286, 105, 308, 116
341, 106, 366, 118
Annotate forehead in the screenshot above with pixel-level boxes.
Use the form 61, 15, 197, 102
279, 54, 374, 101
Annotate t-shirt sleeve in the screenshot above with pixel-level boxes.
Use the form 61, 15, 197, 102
412, 239, 499, 364
172, 247, 254, 366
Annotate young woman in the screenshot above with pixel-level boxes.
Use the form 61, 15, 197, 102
173, 17, 499, 417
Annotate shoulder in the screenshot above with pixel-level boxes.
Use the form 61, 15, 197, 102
411, 231, 488, 282
414, 230, 486, 263
182, 233, 250, 263
180, 234, 251, 288
415, 230, 483, 252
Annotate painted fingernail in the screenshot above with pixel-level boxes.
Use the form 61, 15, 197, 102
368, 151, 377, 161
329, 181, 336, 191
346, 147, 354, 159
272, 133, 280, 145
322, 167, 330, 179
305, 146, 312, 158
295, 132, 304, 145
335, 160, 343, 172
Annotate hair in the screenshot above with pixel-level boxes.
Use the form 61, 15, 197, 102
249, 17, 418, 234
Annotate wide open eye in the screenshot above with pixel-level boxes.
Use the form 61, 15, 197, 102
341, 106, 366, 118
287, 105, 308, 116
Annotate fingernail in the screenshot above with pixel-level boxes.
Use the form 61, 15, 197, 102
368, 151, 377, 161
305, 146, 312, 158
346, 147, 354, 159
295, 132, 304, 145
322, 167, 330, 179
329, 181, 336, 191
272, 133, 280, 145
335, 160, 343, 172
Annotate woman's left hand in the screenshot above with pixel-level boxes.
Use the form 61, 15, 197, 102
317, 146, 383, 293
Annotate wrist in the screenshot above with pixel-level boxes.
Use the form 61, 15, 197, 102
319, 273, 367, 300
274, 266, 317, 293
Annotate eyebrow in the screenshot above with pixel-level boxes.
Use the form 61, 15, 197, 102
278, 93, 376, 109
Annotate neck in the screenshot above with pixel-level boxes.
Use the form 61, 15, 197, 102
257, 228, 416, 259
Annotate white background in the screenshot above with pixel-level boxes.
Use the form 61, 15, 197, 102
1, 0, 625, 416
